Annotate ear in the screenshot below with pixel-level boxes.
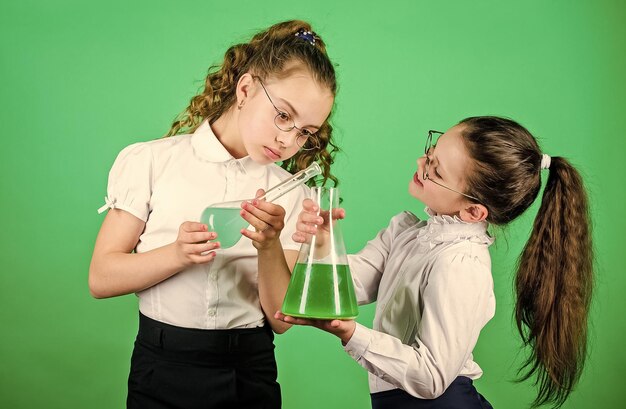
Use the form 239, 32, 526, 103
459, 203, 488, 223
235, 73, 255, 106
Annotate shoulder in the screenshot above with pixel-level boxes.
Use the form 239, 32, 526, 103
432, 242, 492, 282
113, 134, 193, 165
367, 211, 424, 246
393, 210, 421, 225
387, 211, 423, 233
130, 133, 192, 155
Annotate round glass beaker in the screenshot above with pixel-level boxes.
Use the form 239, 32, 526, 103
281, 187, 358, 319
199, 162, 321, 249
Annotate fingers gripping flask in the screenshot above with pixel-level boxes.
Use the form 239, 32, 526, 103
199, 162, 321, 249
281, 187, 358, 319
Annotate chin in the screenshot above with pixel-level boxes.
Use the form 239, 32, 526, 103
257, 157, 275, 165
248, 150, 273, 165
408, 183, 421, 200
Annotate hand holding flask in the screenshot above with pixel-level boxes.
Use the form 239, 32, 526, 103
199, 163, 321, 249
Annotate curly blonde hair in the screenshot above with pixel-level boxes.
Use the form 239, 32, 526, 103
166, 20, 338, 186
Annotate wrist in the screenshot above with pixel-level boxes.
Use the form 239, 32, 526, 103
340, 321, 356, 345
257, 239, 283, 254
169, 242, 190, 270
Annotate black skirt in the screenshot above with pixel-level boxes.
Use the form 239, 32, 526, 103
127, 313, 280, 409
371, 376, 493, 409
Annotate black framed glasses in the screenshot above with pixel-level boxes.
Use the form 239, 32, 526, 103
424, 130, 481, 202
254, 77, 321, 151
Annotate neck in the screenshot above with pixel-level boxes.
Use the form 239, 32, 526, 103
434, 210, 462, 218
211, 107, 247, 159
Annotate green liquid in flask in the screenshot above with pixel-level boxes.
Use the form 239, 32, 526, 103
282, 263, 358, 319
200, 207, 249, 249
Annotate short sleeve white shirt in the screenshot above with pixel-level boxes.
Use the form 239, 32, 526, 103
98, 121, 308, 329
344, 211, 495, 399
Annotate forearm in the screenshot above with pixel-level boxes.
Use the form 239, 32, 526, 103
344, 254, 494, 398
344, 323, 453, 399
257, 243, 295, 333
89, 243, 185, 298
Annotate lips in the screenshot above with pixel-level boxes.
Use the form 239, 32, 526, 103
264, 146, 281, 160
413, 172, 423, 186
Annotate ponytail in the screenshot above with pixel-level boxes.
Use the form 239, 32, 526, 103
515, 157, 593, 407
460, 117, 594, 407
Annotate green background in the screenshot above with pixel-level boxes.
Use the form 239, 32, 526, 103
1, 0, 624, 407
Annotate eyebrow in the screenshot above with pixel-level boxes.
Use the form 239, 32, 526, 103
276, 97, 298, 117
275, 97, 320, 131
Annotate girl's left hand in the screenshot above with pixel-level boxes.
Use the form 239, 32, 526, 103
240, 189, 286, 250
274, 311, 356, 344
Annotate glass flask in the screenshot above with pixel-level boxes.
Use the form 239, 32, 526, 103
281, 187, 359, 319
199, 162, 321, 249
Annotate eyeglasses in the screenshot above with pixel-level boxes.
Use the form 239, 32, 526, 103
255, 77, 321, 151
424, 130, 481, 202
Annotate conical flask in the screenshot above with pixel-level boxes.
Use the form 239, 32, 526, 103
281, 187, 358, 319
200, 163, 321, 249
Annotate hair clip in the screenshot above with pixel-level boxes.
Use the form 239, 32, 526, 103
295, 29, 317, 46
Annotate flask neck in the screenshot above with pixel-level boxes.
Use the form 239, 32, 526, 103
259, 162, 322, 202
208, 162, 321, 207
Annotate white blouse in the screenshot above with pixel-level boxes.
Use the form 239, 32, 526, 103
344, 211, 495, 398
98, 121, 308, 329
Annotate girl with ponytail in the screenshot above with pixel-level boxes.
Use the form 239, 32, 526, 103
89, 20, 338, 409
277, 116, 593, 409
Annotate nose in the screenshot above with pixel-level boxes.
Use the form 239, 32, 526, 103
275, 129, 299, 148
416, 155, 426, 179
417, 154, 426, 168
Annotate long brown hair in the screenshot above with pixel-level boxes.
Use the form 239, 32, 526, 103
459, 116, 593, 408
166, 20, 338, 186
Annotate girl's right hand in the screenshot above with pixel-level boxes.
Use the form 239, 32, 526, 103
174, 221, 220, 267
274, 311, 356, 345
292, 198, 345, 245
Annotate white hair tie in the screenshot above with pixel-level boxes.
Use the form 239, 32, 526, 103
540, 154, 551, 170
